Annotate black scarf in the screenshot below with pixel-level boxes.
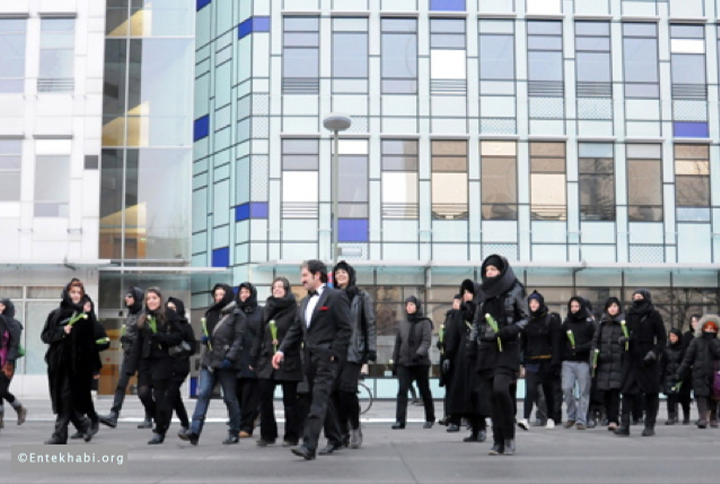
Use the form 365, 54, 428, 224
480, 256, 517, 300
206, 283, 235, 332
263, 292, 296, 320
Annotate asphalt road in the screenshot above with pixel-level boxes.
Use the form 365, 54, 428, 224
0, 398, 718, 484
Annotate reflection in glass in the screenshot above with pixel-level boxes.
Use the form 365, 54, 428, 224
0, 19, 26, 93
530, 142, 566, 220
482, 141, 517, 221
100, 150, 124, 259
34, 156, 70, 217
628, 158, 663, 222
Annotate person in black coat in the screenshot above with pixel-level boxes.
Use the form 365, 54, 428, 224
165, 297, 196, 435
41, 279, 100, 444
324, 260, 377, 450
0, 298, 27, 428
679, 314, 701, 424
391, 295, 435, 430
180, 283, 244, 446
467, 255, 528, 456
661, 328, 685, 425
125, 287, 184, 444
446, 280, 488, 442
518, 291, 561, 431
438, 294, 461, 429
272, 260, 353, 461
591, 297, 625, 430
235, 282, 262, 438
677, 315, 720, 428
615, 288, 667, 437
251, 277, 303, 447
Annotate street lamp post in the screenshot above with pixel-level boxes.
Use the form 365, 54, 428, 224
322, 113, 352, 267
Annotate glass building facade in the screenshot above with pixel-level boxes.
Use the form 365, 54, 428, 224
194, 0, 720, 365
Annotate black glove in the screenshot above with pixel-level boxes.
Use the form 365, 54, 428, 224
411, 354, 423, 364
643, 351, 656, 364
367, 350, 377, 362
442, 359, 451, 374
617, 336, 629, 345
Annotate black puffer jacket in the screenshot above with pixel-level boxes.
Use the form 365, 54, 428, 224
468, 255, 529, 374
393, 296, 433, 367
522, 292, 561, 365
126, 308, 184, 374
332, 261, 377, 364
561, 297, 596, 362
661, 329, 685, 395
120, 286, 144, 353
200, 284, 244, 371
236, 282, 263, 379
166, 297, 196, 364
677, 317, 720, 398
592, 311, 625, 391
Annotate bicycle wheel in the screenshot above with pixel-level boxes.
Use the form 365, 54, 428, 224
358, 381, 373, 415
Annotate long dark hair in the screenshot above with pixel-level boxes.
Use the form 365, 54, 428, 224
137, 286, 166, 328
272, 277, 291, 297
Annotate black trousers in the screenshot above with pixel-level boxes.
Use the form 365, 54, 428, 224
258, 377, 300, 442
395, 364, 435, 424
52, 374, 90, 442
603, 389, 620, 424
236, 378, 260, 434
621, 392, 658, 427
111, 354, 152, 418
0, 373, 17, 406
523, 363, 555, 421
302, 351, 340, 452
137, 359, 173, 434
327, 361, 363, 441
480, 371, 515, 443
167, 366, 189, 428
552, 372, 563, 423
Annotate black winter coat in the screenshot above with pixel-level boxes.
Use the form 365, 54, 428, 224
126, 310, 184, 379
561, 299, 596, 362
592, 313, 625, 391
677, 332, 720, 398
522, 310, 561, 365
120, 286, 144, 354
346, 289, 377, 364
251, 293, 303, 382
661, 341, 685, 395
621, 301, 666, 395
41, 287, 101, 415
468, 261, 528, 375
393, 296, 433, 367
236, 283, 263, 379
444, 305, 483, 416
200, 301, 244, 371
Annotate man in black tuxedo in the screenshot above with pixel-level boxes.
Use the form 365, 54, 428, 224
272, 260, 352, 460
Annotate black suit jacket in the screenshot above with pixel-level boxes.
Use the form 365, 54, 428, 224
279, 286, 352, 361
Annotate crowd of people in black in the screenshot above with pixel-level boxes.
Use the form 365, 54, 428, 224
2, 254, 719, 459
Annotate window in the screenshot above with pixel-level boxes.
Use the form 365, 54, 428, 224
481, 141, 517, 220
381, 18, 417, 94
530, 142, 566, 220
283, 16, 319, 94
0, 140, 21, 201
39, 18, 75, 92
627, 144, 663, 221
430, 18, 466, 95
479, 23, 515, 82
0, 19, 26, 93
382, 140, 419, 219
431, 140, 468, 220
333, 18, 368, 93
35, 156, 70, 217
671, 25, 706, 99
282, 139, 319, 219
337, 140, 369, 242
579, 143, 615, 221
623, 23, 659, 99
575, 21, 611, 97
675, 144, 710, 222
527, 21, 563, 96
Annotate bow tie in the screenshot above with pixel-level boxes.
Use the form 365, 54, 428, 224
308, 290, 319, 297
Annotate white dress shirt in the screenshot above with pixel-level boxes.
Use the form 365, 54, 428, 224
304, 284, 326, 327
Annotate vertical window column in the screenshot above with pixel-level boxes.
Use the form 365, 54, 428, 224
622, 23, 659, 99
39, 18, 75, 93
579, 143, 615, 221
431, 140, 468, 220
337, 140, 369, 243
282, 16, 319, 94
671, 25, 708, 138
626, 144, 663, 222
381, 18, 418, 94
481, 141, 517, 220
0, 19, 26, 93
429, 18, 466, 95
527, 21, 564, 124
478, 20, 516, 134
281, 139, 319, 222
34, 140, 72, 217
530, 142, 566, 221
381, 140, 419, 220
332, 18, 368, 94
575, 22, 612, 123
674, 144, 710, 222
0, 140, 22, 201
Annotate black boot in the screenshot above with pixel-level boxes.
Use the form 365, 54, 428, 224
503, 439, 516, 456
665, 412, 677, 425
641, 425, 655, 437
45, 434, 67, 445
137, 416, 153, 429
488, 441, 504, 456
99, 411, 119, 429
614, 425, 630, 436
148, 432, 165, 445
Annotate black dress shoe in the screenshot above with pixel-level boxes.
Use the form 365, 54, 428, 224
391, 422, 405, 430
70, 431, 84, 440
44, 435, 66, 445
488, 442, 504, 455
282, 439, 296, 447
223, 434, 239, 445
291, 445, 316, 461
478, 429, 487, 442
178, 430, 199, 445
503, 439, 516, 455
90, 420, 100, 436
462, 433, 479, 442
423, 421, 434, 429
614, 426, 630, 436
642, 427, 655, 437
148, 432, 165, 445
137, 418, 153, 429
319, 443, 342, 455
257, 438, 276, 447
446, 424, 460, 432
99, 413, 118, 429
